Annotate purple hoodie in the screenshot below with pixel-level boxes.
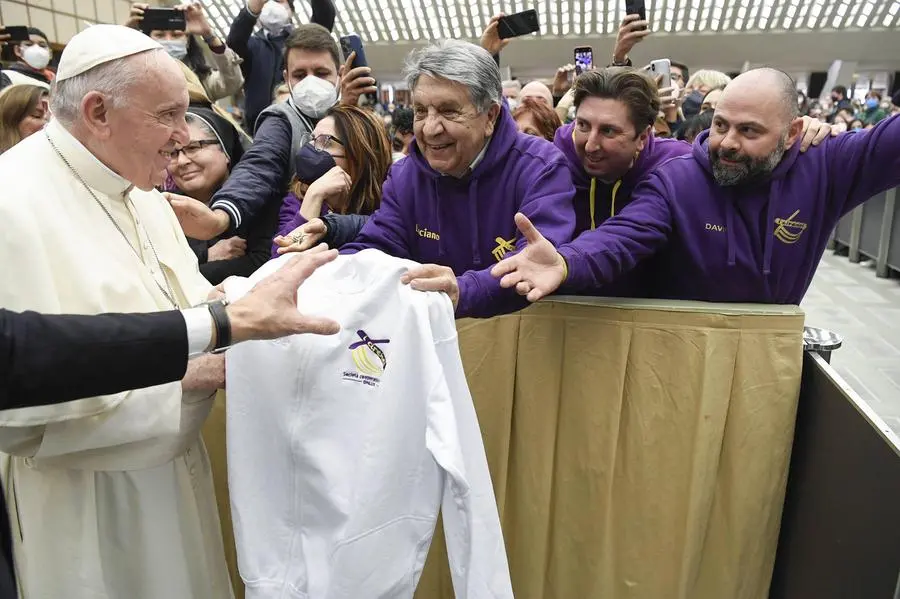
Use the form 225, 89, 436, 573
554, 122, 690, 296
341, 104, 576, 318
558, 114, 900, 304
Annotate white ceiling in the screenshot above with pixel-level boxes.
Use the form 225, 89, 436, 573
203, 0, 900, 76
205, 0, 900, 40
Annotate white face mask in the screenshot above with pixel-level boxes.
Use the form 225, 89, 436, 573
291, 76, 338, 119
22, 44, 51, 70
160, 39, 188, 61
259, 1, 291, 34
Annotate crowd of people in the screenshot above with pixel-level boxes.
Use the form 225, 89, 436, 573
0, 0, 899, 597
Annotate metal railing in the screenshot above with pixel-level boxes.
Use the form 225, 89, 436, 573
830, 186, 900, 278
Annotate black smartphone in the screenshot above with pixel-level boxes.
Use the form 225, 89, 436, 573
498, 9, 540, 39
574, 46, 593, 75
339, 34, 368, 70
625, 0, 647, 30
2, 26, 31, 42
141, 7, 187, 32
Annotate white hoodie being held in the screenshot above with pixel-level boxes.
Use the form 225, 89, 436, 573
224, 249, 513, 599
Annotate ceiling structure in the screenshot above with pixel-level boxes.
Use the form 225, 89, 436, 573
203, 0, 900, 78
204, 0, 900, 41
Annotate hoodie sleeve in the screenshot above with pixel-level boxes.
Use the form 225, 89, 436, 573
203, 196, 283, 285
210, 113, 293, 235
558, 174, 674, 293
424, 295, 515, 599
824, 114, 900, 216
455, 158, 576, 318
340, 169, 412, 259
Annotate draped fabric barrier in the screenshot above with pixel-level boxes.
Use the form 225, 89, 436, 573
203, 391, 245, 599
415, 298, 805, 599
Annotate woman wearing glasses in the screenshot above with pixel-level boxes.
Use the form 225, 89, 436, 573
168, 106, 279, 284
273, 104, 392, 256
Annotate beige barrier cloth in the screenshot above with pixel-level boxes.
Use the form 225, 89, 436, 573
415, 298, 804, 599
203, 390, 245, 599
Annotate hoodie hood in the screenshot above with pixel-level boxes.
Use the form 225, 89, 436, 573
555, 121, 687, 194
692, 129, 801, 182
555, 121, 690, 235
692, 128, 802, 276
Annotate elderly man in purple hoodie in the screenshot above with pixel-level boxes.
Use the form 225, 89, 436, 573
492, 68, 900, 305
332, 40, 575, 318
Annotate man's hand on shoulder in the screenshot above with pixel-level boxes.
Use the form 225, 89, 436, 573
798, 115, 844, 152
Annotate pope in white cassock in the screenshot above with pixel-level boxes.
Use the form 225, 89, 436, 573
0, 25, 233, 598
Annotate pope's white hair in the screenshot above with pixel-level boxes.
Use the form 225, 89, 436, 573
50, 49, 166, 126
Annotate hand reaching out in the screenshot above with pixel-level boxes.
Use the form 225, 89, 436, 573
490, 213, 567, 302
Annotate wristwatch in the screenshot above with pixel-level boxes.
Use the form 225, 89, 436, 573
204, 299, 232, 353
611, 56, 633, 67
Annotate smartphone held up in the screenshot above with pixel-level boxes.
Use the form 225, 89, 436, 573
625, 0, 648, 30
140, 7, 187, 31
645, 58, 671, 88
574, 46, 593, 76
497, 9, 540, 39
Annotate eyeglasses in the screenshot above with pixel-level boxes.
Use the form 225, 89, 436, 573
170, 139, 220, 160
307, 133, 346, 157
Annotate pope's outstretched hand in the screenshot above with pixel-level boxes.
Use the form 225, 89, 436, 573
490, 213, 568, 302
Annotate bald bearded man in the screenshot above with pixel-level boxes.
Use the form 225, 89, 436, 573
493, 68, 900, 305
0, 25, 233, 598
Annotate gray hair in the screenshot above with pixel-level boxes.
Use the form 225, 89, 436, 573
50, 49, 165, 126
403, 40, 501, 113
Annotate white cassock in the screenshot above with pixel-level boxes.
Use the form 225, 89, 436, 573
0, 120, 232, 598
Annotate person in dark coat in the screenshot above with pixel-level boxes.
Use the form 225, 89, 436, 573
226, 0, 336, 131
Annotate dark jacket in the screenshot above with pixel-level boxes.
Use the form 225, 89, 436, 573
190, 193, 283, 285
226, 0, 336, 131
320, 213, 368, 248
3, 62, 50, 85
0, 307, 190, 598
210, 104, 310, 234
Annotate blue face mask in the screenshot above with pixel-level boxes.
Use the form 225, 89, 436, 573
682, 90, 704, 118
865, 98, 879, 110
294, 144, 336, 184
